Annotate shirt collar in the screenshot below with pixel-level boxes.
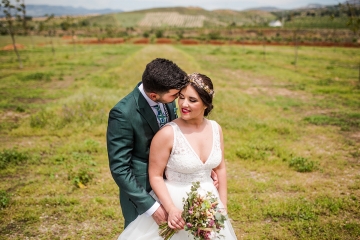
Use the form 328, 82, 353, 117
138, 83, 158, 107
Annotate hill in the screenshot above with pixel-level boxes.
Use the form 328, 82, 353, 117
83, 3, 349, 29
24, 4, 122, 17
86, 6, 277, 28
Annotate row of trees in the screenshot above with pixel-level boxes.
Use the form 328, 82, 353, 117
0, 0, 82, 68
1, 0, 26, 68
1, 0, 360, 69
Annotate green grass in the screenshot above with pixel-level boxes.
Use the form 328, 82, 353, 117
285, 16, 349, 29
0, 36, 359, 239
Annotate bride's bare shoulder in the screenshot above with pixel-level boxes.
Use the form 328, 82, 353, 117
153, 124, 174, 142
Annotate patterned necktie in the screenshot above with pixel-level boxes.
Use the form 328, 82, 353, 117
153, 104, 167, 127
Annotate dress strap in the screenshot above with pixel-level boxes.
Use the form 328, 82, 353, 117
209, 120, 221, 152
165, 122, 178, 156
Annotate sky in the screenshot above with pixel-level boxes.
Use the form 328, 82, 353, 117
25, 0, 341, 12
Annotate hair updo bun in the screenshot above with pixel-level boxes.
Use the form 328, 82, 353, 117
204, 103, 214, 116
187, 73, 214, 117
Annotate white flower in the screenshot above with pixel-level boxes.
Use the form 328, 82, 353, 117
197, 187, 207, 197
208, 231, 216, 239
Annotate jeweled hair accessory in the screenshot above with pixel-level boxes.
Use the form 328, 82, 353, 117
188, 73, 214, 96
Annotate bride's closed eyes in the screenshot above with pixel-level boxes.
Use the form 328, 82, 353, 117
179, 93, 198, 103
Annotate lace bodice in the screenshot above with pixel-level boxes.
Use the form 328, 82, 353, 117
165, 120, 222, 184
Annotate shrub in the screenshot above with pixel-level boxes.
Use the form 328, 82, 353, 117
0, 190, 10, 209
30, 109, 53, 128
68, 168, 94, 188
21, 72, 53, 81
15, 106, 25, 112
0, 148, 29, 169
289, 156, 318, 172
208, 31, 221, 40
155, 29, 163, 38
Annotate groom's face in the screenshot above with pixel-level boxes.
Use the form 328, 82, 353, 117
156, 89, 180, 103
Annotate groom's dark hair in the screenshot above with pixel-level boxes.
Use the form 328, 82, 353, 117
142, 58, 188, 94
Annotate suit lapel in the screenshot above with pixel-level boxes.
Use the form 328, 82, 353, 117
132, 85, 159, 133
165, 102, 178, 121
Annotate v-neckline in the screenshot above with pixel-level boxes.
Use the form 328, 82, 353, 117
174, 121, 214, 165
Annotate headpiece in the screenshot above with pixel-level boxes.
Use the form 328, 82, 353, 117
188, 73, 214, 96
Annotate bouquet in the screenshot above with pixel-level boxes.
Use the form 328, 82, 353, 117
159, 181, 228, 240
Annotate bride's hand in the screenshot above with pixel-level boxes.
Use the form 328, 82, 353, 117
167, 207, 185, 230
152, 205, 168, 225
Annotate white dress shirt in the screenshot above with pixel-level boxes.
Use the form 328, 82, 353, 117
138, 83, 162, 216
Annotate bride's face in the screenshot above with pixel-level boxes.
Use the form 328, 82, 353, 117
178, 85, 206, 120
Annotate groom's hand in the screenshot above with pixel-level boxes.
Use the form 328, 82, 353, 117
152, 205, 168, 225
211, 170, 219, 189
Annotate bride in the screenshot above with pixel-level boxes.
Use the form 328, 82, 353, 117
118, 73, 237, 239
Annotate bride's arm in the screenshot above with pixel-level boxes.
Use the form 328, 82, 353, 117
149, 125, 185, 230
213, 124, 228, 210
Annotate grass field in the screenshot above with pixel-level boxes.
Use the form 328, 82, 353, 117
0, 36, 359, 239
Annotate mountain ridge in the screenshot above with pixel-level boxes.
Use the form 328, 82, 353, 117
24, 4, 122, 17
18, 3, 338, 17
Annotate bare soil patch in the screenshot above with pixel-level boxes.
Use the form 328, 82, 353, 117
2, 44, 25, 50
230, 41, 359, 48
62, 35, 76, 40
0, 111, 28, 122
78, 38, 125, 44
243, 86, 300, 98
45, 76, 74, 89
349, 131, 360, 141
133, 38, 149, 44
180, 39, 199, 45
208, 40, 225, 45
63, 37, 360, 48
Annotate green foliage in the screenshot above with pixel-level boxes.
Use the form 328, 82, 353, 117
208, 31, 221, 40
30, 109, 53, 128
236, 142, 280, 161
0, 148, 29, 169
0, 190, 10, 209
20, 72, 53, 81
265, 198, 318, 221
304, 112, 360, 131
304, 115, 334, 125
68, 168, 94, 188
155, 29, 163, 38
314, 196, 345, 215
39, 196, 80, 206
29, 95, 107, 129
289, 156, 318, 172
50, 154, 67, 165
0, 120, 19, 132
60, 21, 70, 31
15, 106, 25, 112
340, 1, 360, 34
102, 208, 116, 219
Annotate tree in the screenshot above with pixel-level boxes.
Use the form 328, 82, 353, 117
340, 0, 360, 82
0, 0, 25, 68
60, 16, 77, 54
18, 0, 27, 35
44, 14, 56, 57
341, 0, 360, 35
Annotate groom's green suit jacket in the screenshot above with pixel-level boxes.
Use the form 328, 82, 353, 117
106, 83, 177, 228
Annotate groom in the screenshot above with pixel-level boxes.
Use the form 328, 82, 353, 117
107, 58, 189, 228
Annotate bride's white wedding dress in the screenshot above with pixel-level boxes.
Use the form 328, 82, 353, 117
118, 120, 237, 239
